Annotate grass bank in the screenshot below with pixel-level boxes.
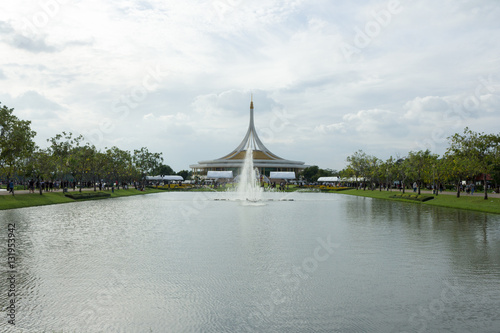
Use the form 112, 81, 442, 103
0, 188, 165, 211
339, 189, 500, 214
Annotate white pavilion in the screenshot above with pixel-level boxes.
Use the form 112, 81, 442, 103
190, 98, 308, 178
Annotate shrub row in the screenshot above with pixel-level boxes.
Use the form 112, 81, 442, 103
65, 192, 111, 200
389, 193, 434, 202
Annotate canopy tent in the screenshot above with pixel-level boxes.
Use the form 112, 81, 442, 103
269, 172, 296, 180
317, 177, 340, 182
146, 175, 184, 181
342, 177, 365, 182
206, 171, 233, 179
233, 174, 270, 183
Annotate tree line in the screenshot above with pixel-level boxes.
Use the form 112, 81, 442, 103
340, 128, 500, 200
0, 103, 186, 193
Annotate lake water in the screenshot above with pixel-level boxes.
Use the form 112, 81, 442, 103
1, 191, 500, 332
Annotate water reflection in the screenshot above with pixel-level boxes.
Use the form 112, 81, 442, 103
0, 193, 498, 332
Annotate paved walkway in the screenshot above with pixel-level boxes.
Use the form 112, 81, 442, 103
415, 189, 500, 198
0, 187, 110, 196
2, 187, 499, 198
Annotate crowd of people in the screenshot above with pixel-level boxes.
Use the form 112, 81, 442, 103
1, 179, 136, 195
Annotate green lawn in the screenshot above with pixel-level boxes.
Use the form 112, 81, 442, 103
339, 189, 500, 214
424, 193, 500, 214
0, 192, 74, 210
3, 186, 499, 215
0, 188, 165, 211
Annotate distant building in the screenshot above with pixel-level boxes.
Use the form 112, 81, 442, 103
190, 98, 308, 178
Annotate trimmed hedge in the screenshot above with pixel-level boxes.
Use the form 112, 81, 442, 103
146, 186, 195, 191
320, 187, 354, 192
389, 193, 434, 202
65, 192, 111, 200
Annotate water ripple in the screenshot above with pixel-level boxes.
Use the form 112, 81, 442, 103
0, 193, 499, 332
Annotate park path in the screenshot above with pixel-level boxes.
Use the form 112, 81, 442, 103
412, 189, 500, 199
2, 187, 499, 198
0, 187, 107, 196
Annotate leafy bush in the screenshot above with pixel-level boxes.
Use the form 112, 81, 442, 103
320, 187, 353, 192
389, 194, 434, 202
65, 192, 111, 200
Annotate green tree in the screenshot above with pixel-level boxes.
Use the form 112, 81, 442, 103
447, 128, 499, 199
0, 104, 37, 182
69, 143, 96, 192
339, 166, 354, 185
301, 166, 337, 182
153, 164, 175, 176
25, 149, 54, 195
133, 147, 163, 188
406, 150, 436, 195
47, 132, 83, 188
394, 156, 410, 194
105, 147, 132, 189
491, 156, 500, 193
177, 170, 191, 180
382, 156, 397, 191
300, 166, 319, 182
424, 155, 444, 196
317, 168, 337, 179
443, 151, 476, 198
89, 150, 108, 191
366, 156, 381, 191
346, 150, 370, 190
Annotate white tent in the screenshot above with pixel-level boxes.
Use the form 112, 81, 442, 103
233, 174, 270, 183
317, 177, 340, 182
269, 172, 296, 180
146, 175, 184, 181
206, 171, 233, 179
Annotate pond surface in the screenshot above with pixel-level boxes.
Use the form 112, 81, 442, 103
1, 192, 499, 332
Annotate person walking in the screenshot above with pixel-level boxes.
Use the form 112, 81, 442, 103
8, 180, 14, 195
413, 182, 417, 193
29, 179, 35, 193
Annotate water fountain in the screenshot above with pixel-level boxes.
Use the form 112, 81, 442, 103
227, 148, 293, 202
236, 148, 263, 202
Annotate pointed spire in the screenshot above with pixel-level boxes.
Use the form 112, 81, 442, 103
249, 95, 255, 148
215, 96, 285, 160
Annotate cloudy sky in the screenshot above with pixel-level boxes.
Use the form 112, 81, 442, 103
1, 0, 499, 172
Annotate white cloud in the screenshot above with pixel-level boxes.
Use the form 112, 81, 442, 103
0, 0, 500, 171
403, 96, 452, 122
480, 94, 500, 113
314, 122, 346, 134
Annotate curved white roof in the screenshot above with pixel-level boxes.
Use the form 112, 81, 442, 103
146, 175, 184, 181
270, 172, 296, 179
317, 177, 340, 182
206, 171, 233, 179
